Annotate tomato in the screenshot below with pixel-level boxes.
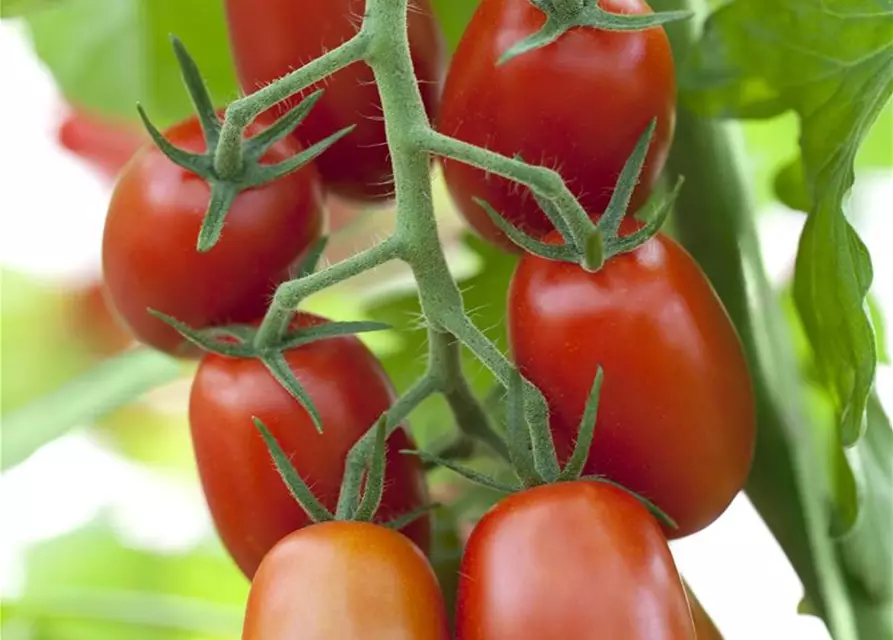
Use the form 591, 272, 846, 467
243, 521, 449, 639
225, 0, 446, 202
63, 279, 133, 357
57, 106, 146, 180
438, 0, 676, 251
189, 313, 430, 578
508, 222, 755, 537
456, 481, 696, 639
102, 115, 323, 356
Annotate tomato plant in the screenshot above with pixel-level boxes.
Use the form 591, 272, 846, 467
243, 521, 449, 639
102, 115, 323, 356
438, 0, 676, 250
188, 313, 430, 578
508, 222, 756, 537
225, 0, 447, 202
456, 481, 696, 639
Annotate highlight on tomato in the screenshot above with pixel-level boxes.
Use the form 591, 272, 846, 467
438, 0, 676, 251
188, 312, 430, 578
225, 0, 447, 202
508, 221, 756, 537
101, 114, 323, 356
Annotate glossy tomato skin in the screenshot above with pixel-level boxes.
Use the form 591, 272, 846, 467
225, 0, 446, 202
439, 0, 676, 251
456, 481, 696, 639
102, 116, 322, 356
243, 521, 449, 640
508, 223, 755, 537
189, 313, 430, 578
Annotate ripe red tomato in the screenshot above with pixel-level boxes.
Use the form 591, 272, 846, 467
102, 115, 323, 356
508, 223, 755, 537
57, 106, 146, 180
243, 521, 449, 639
456, 481, 696, 639
438, 0, 676, 251
189, 313, 430, 578
225, 0, 446, 202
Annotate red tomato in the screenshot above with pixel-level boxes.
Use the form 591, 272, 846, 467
57, 106, 146, 180
189, 313, 430, 578
225, 0, 446, 202
102, 115, 323, 356
456, 481, 696, 639
438, 0, 676, 251
243, 521, 449, 640
63, 279, 133, 357
508, 222, 755, 537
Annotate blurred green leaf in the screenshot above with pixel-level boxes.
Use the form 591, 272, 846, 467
773, 157, 810, 213
2, 348, 181, 471
25, 0, 237, 127
432, 0, 479, 50
6, 522, 246, 639
1, 0, 65, 17
684, 0, 893, 447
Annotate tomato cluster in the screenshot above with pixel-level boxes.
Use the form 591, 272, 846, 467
95, 0, 755, 637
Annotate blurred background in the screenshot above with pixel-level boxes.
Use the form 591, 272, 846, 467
1, 7, 891, 640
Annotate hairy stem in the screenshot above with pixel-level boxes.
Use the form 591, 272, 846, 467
254, 238, 400, 348
418, 130, 594, 253
214, 33, 370, 179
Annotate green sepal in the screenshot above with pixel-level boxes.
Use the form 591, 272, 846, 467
504, 369, 541, 487
353, 417, 389, 521
261, 352, 324, 433
499, 5, 693, 66
278, 320, 392, 352
475, 198, 577, 262
196, 183, 239, 252
294, 236, 330, 278
597, 119, 657, 240
242, 125, 356, 189
403, 450, 522, 494
137, 105, 211, 175
580, 475, 678, 530
243, 90, 325, 160
170, 35, 220, 148
381, 504, 440, 531
558, 366, 604, 481
147, 309, 255, 358
253, 417, 334, 523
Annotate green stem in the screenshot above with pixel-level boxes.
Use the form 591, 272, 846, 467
214, 33, 370, 179
418, 130, 595, 253
428, 328, 510, 460
254, 238, 400, 348
651, 0, 859, 637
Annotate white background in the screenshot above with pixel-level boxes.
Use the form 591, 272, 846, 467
1, 18, 891, 639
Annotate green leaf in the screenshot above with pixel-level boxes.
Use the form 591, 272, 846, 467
1, 0, 65, 17
683, 0, 893, 445
25, 0, 237, 128
2, 349, 181, 471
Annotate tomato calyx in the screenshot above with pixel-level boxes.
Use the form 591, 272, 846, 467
407, 367, 677, 529
501, 0, 693, 65
476, 119, 684, 272
138, 38, 352, 253
255, 414, 435, 528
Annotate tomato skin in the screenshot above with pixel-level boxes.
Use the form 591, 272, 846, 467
243, 521, 449, 640
438, 0, 676, 251
188, 313, 430, 579
456, 481, 696, 639
225, 0, 446, 202
508, 223, 755, 537
102, 116, 323, 356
